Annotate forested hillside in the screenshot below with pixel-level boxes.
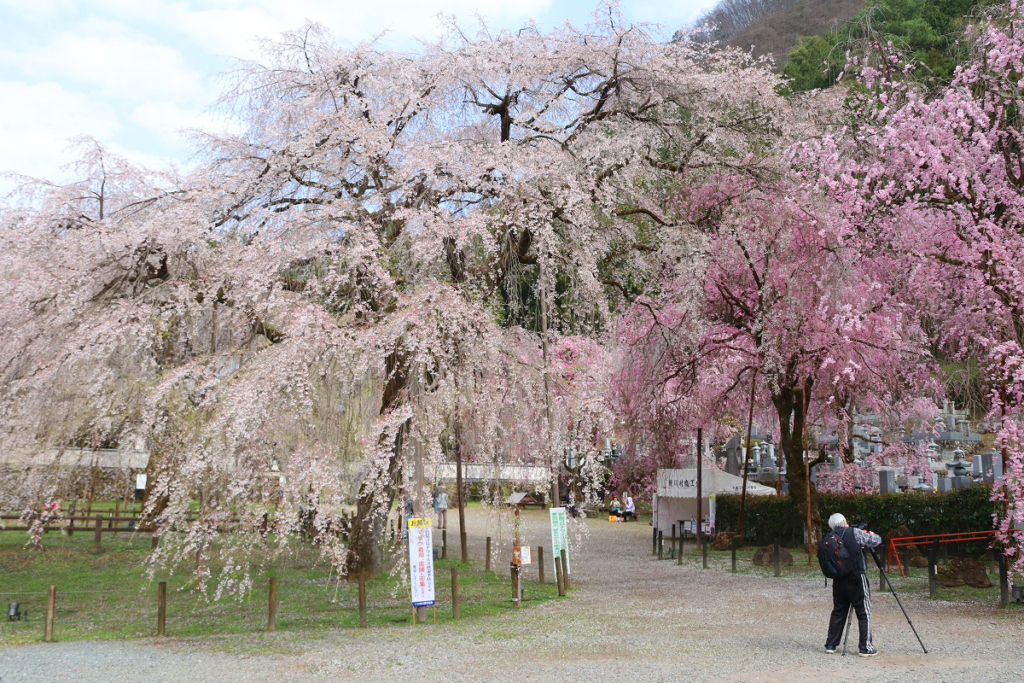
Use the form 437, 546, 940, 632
700, 0, 992, 90
724, 0, 865, 61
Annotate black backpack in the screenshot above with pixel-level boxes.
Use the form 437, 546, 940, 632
818, 526, 856, 579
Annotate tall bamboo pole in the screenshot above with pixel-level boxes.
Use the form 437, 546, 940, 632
455, 425, 467, 563
696, 427, 703, 544
540, 277, 560, 508
803, 388, 813, 565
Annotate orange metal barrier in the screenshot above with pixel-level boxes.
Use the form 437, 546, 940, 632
886, 531, 996, 577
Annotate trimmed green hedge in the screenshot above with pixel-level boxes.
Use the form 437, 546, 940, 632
716, 486, 997, 548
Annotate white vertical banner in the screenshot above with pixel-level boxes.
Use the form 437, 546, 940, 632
407, 517, 435, 607
549, 507, 570, 574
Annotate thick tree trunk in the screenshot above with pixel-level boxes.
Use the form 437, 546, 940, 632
345, 351, 410, 579
772, 378, 821, 543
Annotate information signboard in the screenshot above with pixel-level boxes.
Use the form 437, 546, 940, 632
407, 517, 435, 607
549, 507, 570, 574
512, 546, 533, 566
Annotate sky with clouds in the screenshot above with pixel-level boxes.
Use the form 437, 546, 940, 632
0, 0, 721, 185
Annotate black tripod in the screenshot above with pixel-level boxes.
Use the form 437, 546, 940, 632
844, 546, 928, 654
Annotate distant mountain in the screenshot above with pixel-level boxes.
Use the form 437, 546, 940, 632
724, 0, 866, 63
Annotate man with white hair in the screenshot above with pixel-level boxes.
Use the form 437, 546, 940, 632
822, 512, 882, 656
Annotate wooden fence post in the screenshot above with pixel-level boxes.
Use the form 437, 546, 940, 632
928, 541, 938, 598
555, 557, 565, 597
560, 548, 570, 589
485, 537, 492, 573
451, 568, 460, 620
44, 585, 56, 642
157, 581, 167, 636
268, 577, 277, 632
358, 575, 368, 628
93, 518, 103, 553
442, 529, 448, 560
537, 546, 545, 584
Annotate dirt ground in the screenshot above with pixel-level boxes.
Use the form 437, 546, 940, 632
1, 508, 1022, 683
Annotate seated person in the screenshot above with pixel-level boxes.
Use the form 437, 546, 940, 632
609, 496, 622, 519
622, 494, 636, 522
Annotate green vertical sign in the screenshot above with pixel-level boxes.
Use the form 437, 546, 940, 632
549, 506, 569, 574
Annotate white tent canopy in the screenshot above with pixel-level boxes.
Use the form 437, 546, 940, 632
654, 468, 776, 535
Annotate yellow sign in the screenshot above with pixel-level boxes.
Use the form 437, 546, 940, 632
408, 517, 433, 529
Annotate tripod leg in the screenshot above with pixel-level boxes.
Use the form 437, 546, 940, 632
841, 605, 854, 656
869, 547, 928, 654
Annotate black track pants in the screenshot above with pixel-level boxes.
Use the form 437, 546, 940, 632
825, 573, 873, 651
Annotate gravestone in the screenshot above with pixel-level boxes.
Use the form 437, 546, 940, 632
937, 478, 952, 493
981, 452, 1003, 485
878, 468, 897, 494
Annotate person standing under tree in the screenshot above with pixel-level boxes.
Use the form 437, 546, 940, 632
436, 487, 448, 530
821, 513, 882, 657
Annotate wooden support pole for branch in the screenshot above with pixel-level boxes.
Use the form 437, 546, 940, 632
358, 576, 368, 628
93, 517, 103, 553
537, 546, 545, 584
555, 556, 565, 597
511, 566, 521, 609
451, 567, 460, 620
442, 529, 448, 560
267, 578, 277, 632
802, 387, 813, 565
157, 581, 167, 636
560, 548, 570, 589
485, 537, 492, 573
738, 370, 757, 537
44, 585, 56, 642
774, 537, 781, 577
999, 552, 1010, 608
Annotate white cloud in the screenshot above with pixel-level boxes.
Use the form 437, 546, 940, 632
0, 81, 119, 180
131, 100, 230, 147
0, 20, 210, 104
4, 0, 718, 185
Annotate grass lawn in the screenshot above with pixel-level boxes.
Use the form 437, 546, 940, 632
0, 527, 562, 646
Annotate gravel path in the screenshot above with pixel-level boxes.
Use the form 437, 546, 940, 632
2, 509, 1022, 683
